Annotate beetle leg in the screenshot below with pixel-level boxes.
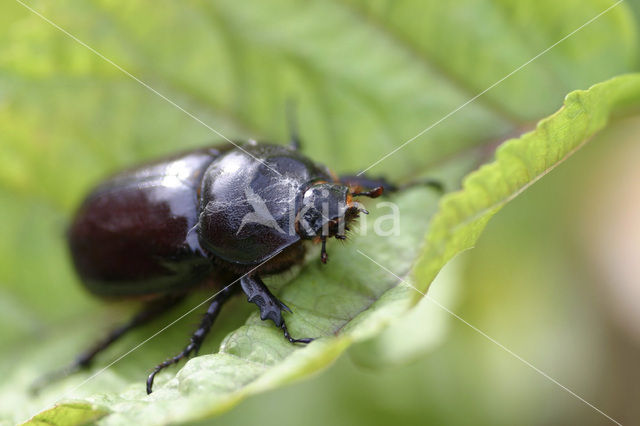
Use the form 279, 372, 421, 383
146, 284, 237, 394
240, 275, 313, 344
240, 274, 289, 326
74, 294, 185, 368
320, 237, 328, 264
340, 174, 444, 194
286, 99, 301, 150
281, 323, 313, 344
31, 294, 185, 394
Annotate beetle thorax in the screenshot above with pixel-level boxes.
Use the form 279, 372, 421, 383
196, 144, 332, 265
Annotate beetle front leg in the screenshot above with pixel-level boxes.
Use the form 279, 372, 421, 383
240, 275, 313, 344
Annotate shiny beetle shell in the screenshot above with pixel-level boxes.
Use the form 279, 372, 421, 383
197, 144, 332, 266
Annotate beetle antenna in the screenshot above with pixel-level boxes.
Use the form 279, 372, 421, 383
352, 186, 384, 198
286, 99, 301, 150
320, 237, 328, 264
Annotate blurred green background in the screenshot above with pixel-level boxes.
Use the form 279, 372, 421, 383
1, 0, 640, 425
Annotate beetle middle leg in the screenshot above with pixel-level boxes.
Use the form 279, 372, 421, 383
240, 274, 313, 344
146, 284, 238, 394
31, 293, 185, 394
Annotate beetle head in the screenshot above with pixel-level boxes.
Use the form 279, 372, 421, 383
295, 182, 382, 263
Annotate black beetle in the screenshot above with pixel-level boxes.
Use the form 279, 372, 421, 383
37, 126, 440, 394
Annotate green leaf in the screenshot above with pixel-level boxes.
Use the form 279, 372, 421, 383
412, 73, 640, 296
1, 0, 638, 425
23, 402, 108, 426
23, 72, 640, 426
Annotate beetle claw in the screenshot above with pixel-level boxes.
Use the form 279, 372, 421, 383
281, 323, 314, 344
280, 300, 292, 313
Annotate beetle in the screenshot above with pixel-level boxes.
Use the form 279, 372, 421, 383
36, 124, 441, 395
